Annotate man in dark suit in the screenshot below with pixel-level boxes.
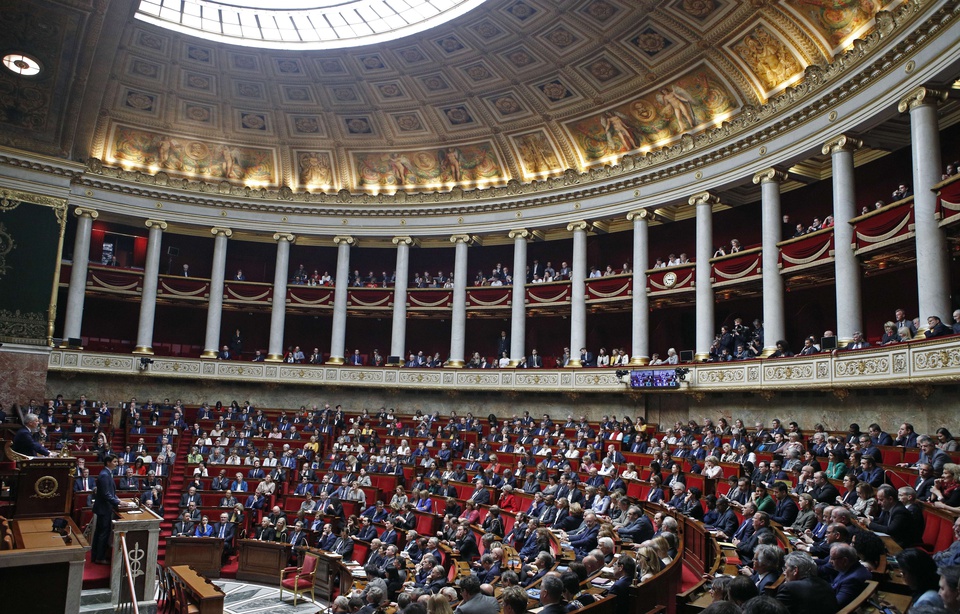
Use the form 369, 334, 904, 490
867, 484, 919, 549
617, 506, 654, 543
212, 512, 236, 554
569, 512, 600, 557
253, 518, 276, 542
92, 454, 127, 564
746, 544, 781, 593
529, 349, 543, 368
736, 511, 772, 564
707, 498, 740, 539
172, 511, 196, 537
809, 472, 840, 504
468, 479, 490, 504
914, 463, 936, 501
12, 413, 50, 457
455, 575, 500, 614
453, 525, 480, 561
608, 555, 636, 602
770, 482, 799, 526
74, 468, 96, 492
827, 544, 872, 608
776, 551, 839, 614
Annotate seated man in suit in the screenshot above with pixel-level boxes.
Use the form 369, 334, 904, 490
12, 413, 51, 457
824, 543, 872, 608
740, 544, 781, 594
609, 554, 636, 602
776, 551, 839, 614
867, 484, 919, 549
736, 511, 773, 564
455, 575, 500, 614
212, 512, 236, 556
172, 511, 195, 537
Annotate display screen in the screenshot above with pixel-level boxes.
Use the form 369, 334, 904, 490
629, 369, 680, 388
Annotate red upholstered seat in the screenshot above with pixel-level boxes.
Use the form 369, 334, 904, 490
281, 577, 312, 589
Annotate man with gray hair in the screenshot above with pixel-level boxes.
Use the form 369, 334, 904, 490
775, 551, 838, 614
13, 413, 50, 456
538, 575, 567, 614
828, 543, 871, 608
740, 543, 781, 593
454, 575, 499, 614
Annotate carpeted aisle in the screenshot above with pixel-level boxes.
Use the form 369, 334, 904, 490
82, 549, 111, 589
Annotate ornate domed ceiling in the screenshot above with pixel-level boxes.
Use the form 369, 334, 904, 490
0, 0, 911, 196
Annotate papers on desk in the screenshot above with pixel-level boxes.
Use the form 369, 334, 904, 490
601, 565, 616, 575
125, 510, 143, 514
591, 577, 613, 588
717, 541, 736, 548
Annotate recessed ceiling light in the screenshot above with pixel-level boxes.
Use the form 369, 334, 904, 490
2, 53, 41, 76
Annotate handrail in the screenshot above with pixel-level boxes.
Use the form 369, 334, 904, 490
117, 532, 141, 614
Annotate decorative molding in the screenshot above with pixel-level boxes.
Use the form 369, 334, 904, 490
272, 232, 296, 243
566, 220, 589, 232
74, 207, 99, 219
333, 235, 356, 246
144, 219, 167, 230
449, 234, 473, 245
392, 236, 418, 247
626, 209, 656, 223
688, 192, 720, 207
210, 227, 233, 237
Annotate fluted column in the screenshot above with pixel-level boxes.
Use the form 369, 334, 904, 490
134, 219, 167, 355
822, 136, 863, 345
201, 227, 233, 358
390, 236, 415, 361
691, 193, 718, 361
753, 169, 788, 356
447, 234, 472, 367
327, 235, 355, 364
62, 207, 98, 344
267, 233, 295, 361
899, 87, 951, 327
626, 210, 652, 365
567, 221, 589, 367
508, 229, 530, 366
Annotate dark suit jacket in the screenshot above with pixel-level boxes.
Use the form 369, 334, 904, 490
868, 503, 918, 548
93, 467, 122, 516
609, 576, 633, 600
711, 509, 740, 538
831, 563, 872, 607
810, 483, 839, 504
456, 534, 480, 560
776, 576, 839, 614
469, 488, 491, 504
13, 426, 50, 456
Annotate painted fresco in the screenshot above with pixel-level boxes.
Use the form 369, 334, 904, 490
785, 0, 885, 50
512, 130, 562, 177
296, 151, 334, 187
109, 125, 276, 183
733, 25, 804, 93
564, 66, 738, 163
353, 143, 503, 187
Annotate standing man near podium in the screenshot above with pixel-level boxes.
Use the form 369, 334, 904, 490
92, 454, 124, 564
13, 413, 50, 457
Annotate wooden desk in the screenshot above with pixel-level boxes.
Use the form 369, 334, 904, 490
165, 537, 224, 578
170, 565, 225, 614
237, 539, 290, 584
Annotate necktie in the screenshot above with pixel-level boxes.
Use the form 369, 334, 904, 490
220, 526, 225, 538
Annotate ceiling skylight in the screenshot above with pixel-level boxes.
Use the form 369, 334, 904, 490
136, 0, 488, 49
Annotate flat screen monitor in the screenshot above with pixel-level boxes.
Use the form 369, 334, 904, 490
679, 350, 694, 363
629, 369, 680, 389
821, 336, 837, 350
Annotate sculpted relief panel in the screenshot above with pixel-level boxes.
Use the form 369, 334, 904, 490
731, 24, 805, 98
783, 0, 895, 54
352, 143, 504, 188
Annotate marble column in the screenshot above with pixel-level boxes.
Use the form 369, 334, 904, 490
390, 236, 415, 361
822, 136, 863, 345
62, 207, 98, 345
508, 229, 530, 366
266, 233, 295, 362
626, 210, 652, 365
201, 227, 232, 358
133, 220, 167, 355
899, 87, 951, 326
447, 234, 472, 367
327, 235, 355, 365
691, 193, 718, 361
753, 169, 788, 356
567, 221, 589, 367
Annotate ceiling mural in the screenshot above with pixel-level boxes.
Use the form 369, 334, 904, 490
0, 0, 913, 190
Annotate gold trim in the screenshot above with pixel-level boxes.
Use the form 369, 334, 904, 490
326, 356, 345, 365
752, 168, 789, 184
629, 356, 649, 366
266, 354, 283, 362
821, 135, 862, 156
133, 346, 154, 355
445, 360, 465, 368
566, 359, 582, 368
200, 350, 218, 358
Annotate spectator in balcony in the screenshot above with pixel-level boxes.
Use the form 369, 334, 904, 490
653, 258, 665, 268
730, 239, 742, 253
666, 348, 679, 364
771, 340, 793, 358
713, 245, 726, 258
798, 336, 818, 356
822, 216, 835, 228
845, 331, 870, 350
891, 183, 912, 200
596, 348, 609, 366
792, 223, 806, 238
894, 308, 917, 337
879, 321, 900, 345
182, 264, 190, 277
925, 315, 951, 338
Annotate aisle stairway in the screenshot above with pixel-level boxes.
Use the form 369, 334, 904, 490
157, 433, 190, 564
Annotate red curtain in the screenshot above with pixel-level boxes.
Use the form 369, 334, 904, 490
133, 236, 148, 268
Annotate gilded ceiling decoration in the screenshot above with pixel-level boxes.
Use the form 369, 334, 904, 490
0, 0, 910, 193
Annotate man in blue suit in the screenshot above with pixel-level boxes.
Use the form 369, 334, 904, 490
13, 413, 50, 457
826, 543, 872, 608
568, 511, 600, 557
609, 555, 636, 602
92, 455, 127, 564
212, 512, 237, 555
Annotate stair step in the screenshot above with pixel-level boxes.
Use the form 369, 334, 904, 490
79, 589, 112, 606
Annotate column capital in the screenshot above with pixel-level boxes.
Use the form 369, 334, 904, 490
392, 236, 419, 247
626, 209, 656, 222
820, 135, 862, 156
688, 192, 720, 207
449, 234, 474, 245
74, 207, 98, 219
566, 220, 589, 232
210, 227, 233, 238
273, 232, 296, 243
752, 168, 789, 185
333, 235, 355, 246
898, 86, 949, 113
144, 219, 167, 230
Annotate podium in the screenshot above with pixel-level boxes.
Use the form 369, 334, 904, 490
111, 502, 162, 613
11, 455, 75, 517
165, 537, 224, 578
237, 539, 290, 583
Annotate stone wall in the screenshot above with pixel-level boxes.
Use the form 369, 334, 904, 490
44, 371, 956, 435
0, 344, 51, 409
